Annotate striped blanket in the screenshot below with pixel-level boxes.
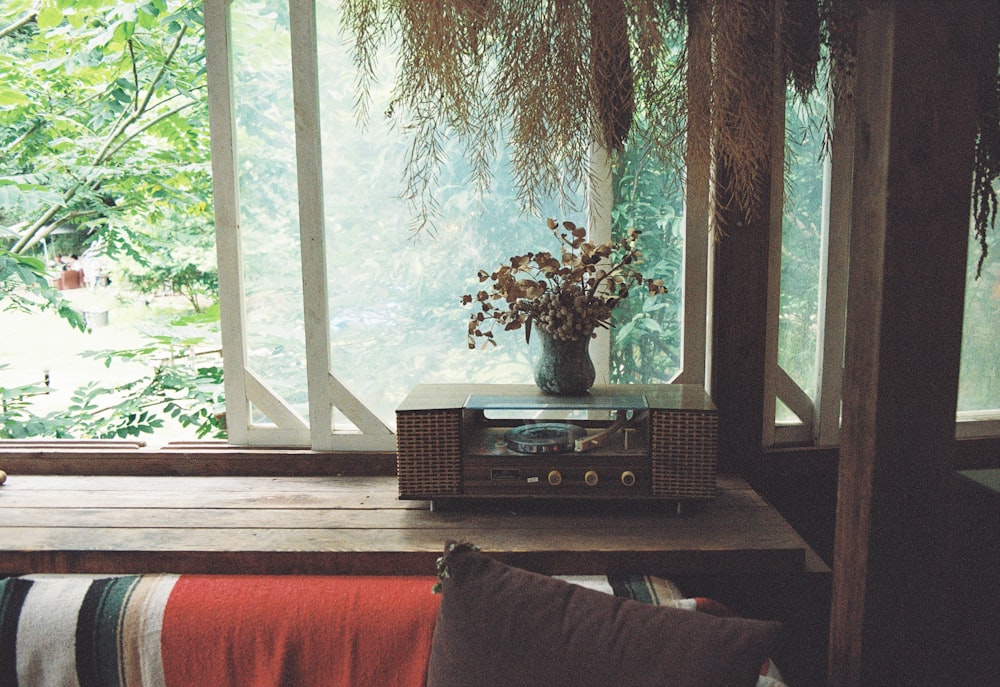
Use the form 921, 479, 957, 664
0, 574, 786, 687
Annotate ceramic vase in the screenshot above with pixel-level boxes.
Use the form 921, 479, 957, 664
533, 328, 595, 395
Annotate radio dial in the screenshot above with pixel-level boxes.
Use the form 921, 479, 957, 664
621, 470, 636, 487
584, 470, 599, 486
547, 470, 563, 486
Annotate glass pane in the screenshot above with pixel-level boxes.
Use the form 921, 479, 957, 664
958, 190, 1000, 412
608, 26, 686, 385
609, 138, 685, 384
316, 0, 575, 429
776, 80, 827, 423
230, 0, 308, 422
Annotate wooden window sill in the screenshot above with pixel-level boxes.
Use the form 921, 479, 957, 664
0, 473, 828, 576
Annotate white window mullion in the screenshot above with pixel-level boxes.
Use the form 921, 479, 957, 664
814, 132, 850, 447
762, 43, 788, 448
291, 0, 393, 451
587, 142, 613, 385
204, 0, 252, 443
288, 0, 335, 449
675, 0, 711, 390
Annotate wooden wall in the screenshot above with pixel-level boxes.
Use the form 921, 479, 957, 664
709, 2, 998, 685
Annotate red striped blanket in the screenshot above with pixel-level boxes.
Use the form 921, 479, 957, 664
1, 574, 440, 687
0, 574, 786, 687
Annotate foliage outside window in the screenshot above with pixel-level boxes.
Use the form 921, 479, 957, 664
0, 0, 225, 441
225, 0, 685, 434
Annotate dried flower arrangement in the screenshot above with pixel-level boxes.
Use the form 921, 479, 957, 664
462, 219, 667, 348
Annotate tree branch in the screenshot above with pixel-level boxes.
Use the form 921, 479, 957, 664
0, 5, 38, 41
12, 21, 197, 254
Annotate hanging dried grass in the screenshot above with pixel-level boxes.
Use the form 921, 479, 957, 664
340, 0, 997, 262
973, 5, 1000, 277
782, 0, 821, 101
590, 0, 634, 151
341, 0, 687, 232
821, 0, 859, 130
710, 0, 780, 221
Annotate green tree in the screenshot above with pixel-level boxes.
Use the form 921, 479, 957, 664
0, 0, 211, 260
0, 0, 223, 441
0, 248, 86, 329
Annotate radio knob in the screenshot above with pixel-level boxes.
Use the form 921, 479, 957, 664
620, 470, 636, 487
584, 470, 599, 486
547, 470, 563, 486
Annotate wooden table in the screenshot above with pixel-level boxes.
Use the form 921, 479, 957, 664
0, 473, 827, 576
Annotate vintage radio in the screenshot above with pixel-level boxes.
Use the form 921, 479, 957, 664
396, 384, 717, 508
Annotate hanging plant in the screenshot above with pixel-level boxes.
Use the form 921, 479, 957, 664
341, 0, 997, 263
341, 0, 799, 233
973, 4, 1000, 277
341, 0, 688, 232
708, 0, 781, 221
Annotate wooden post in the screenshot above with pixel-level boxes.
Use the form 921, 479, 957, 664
828, 2, 986, 685
709, 1, 782, 473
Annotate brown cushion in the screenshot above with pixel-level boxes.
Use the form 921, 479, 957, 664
427, 543, 782, 687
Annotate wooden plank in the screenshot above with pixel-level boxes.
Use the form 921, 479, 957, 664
0, 502, 785, 529
0, 474, 401, 492
0, 474, 823, 576
0, 475, 760, 512
709, 1, 782, 472
829, 3, 987, 686
0, 451, 397, 477
0, 521, 805, 554
0, 489, 409, 510
0, 548, 803, 578
0, 473, 752, 493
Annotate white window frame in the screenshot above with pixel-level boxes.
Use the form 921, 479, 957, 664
204, 0, 711, 450
764, 75, 1000, 448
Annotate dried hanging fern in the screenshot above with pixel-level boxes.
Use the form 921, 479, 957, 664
340, 0, 802, 235
340, 0, 687, 233
973, 4, 1000, 277
340, 0, 998, 261
710, 0, 781, 222
590, 0, 634, 152
782, 0, 822, 101
820, 0, 859, 148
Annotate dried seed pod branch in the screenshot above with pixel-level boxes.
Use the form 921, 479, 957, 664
462, 218, 667, 348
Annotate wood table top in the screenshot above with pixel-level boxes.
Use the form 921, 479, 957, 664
0, 473, 828, 577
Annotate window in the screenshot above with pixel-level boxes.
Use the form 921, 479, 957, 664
205, 0, 699, 450
4, 1, 991, 454
957, 188, 1000, 438
765, 52, 1000, 447
208, 0, 999, 454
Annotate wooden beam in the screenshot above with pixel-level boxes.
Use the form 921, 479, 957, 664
710, 1, 782, 473
828, 2, 986, 685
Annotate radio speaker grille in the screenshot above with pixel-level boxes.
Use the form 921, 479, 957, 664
650, 409, 718, 499
396, 409, 462, 498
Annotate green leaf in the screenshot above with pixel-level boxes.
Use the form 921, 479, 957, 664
36, 6, 64, 29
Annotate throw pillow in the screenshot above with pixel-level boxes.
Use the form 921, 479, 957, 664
427, 542, 782, 687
